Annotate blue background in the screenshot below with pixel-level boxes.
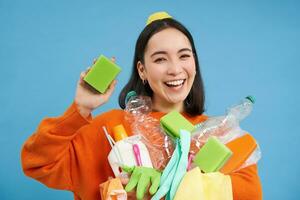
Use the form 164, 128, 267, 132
1, 0, 299, 199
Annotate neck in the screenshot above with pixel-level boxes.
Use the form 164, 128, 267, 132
152, 97, 184, 113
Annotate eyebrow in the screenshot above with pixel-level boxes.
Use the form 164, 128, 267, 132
150, 48, 192, 58
178, 48, 192, 53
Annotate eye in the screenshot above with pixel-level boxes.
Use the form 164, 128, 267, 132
180, 54, 191, 59
154, 57, 166, 63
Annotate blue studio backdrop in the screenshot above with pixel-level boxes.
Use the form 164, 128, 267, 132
0, 0, 299, 199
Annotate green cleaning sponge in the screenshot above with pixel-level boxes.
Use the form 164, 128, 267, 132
160, 111, 195, 138
83, 55, 121, 93
193, 137, 232, 173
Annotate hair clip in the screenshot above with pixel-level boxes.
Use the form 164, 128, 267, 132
146, 11, 172, 26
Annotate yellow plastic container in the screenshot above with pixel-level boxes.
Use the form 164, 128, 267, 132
112, 124, 128, 142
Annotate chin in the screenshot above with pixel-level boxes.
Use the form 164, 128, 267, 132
166, 94, 188, 104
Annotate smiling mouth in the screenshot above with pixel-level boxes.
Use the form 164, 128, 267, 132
164, 79, 186, 87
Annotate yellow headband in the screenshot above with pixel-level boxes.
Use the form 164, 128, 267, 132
146, 11, 172, 26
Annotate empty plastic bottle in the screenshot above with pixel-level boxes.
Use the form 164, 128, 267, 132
124, 91, 174, 170
190, 96, 255, 154
227, 96, 255, 122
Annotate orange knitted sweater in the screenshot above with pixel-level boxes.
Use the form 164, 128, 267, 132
21, 102, 262, 200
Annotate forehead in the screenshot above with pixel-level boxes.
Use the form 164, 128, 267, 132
145, 28, 192, 54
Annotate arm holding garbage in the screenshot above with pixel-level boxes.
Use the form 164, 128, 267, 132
230, 164, 262, 199
21, 59, 117, 191
193, 97, 263, 200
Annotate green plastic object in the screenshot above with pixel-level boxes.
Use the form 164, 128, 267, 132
83, 55, 121, 93
122, 166, 161, 200
125, 91, 137, 104
160, 111, 195, 138
193, 137, 232, 173
246, 95, 255, 104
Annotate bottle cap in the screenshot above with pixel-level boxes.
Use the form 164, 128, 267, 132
246, 96, 255, 104
112, 124, 128, 142
125, 91, 137, 105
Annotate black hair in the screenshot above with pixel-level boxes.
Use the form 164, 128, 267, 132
119, 18, 205, 116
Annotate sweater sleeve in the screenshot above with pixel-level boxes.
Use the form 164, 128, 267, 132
230, 164, 263, 200
21, 102, 92, 191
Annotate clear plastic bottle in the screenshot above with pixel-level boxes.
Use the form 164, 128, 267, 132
124, 91, 174, 170
125, 91, 152, 117
190, 96, 255, 154
227, 96, 255, 122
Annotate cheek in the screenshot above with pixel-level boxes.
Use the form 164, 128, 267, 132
184, 60, 196, 77
146, 67, 166, 92
146, 66, 165, 81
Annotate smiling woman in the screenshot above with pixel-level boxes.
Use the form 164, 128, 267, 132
119, 17, 205, 116
21, 12, 262, 200
137, 28, 196, 113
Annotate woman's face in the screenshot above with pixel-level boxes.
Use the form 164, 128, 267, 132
137, 27, 196, 111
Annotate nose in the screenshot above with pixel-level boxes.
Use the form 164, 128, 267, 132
167, 59, 183, 75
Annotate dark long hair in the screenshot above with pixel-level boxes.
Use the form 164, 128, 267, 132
119, 18, 205, 116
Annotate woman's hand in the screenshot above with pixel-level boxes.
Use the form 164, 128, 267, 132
74, 57, 117, 118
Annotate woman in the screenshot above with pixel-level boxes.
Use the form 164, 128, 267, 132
21, 12, 262, 200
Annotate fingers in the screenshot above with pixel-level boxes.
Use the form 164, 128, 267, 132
78, 71, 87, 85
123, 167, 159, 200
119, 176, 129, 185
125, 168, 140, 192
149, 173, 160, 195
118, 170, 130, 185
80, 71, 85, 80
136, 173, 150, 200
79, 66, 92, 81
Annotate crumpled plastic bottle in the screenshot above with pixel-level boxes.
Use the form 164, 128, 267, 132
124, 91, 174, 170
190, 96, 255, 154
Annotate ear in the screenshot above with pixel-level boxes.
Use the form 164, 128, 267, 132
137, 61, 147, 81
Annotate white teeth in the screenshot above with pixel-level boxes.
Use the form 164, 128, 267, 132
165, 79, 184, 86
